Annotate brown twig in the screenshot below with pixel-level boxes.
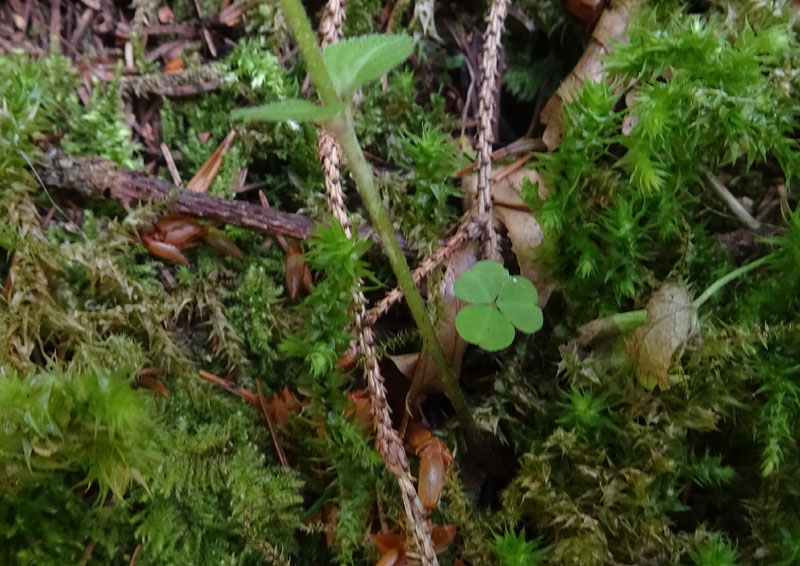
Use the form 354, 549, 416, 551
455, 137, 545, 178
160, 143, 183, 186
198, 369, 259, 406
129, 544, 142, 566
39, 149, 315, 239
193, 0, 217, 57
69, 8, 93, 50
494, 153, 533, 183
120, 66, 226, 98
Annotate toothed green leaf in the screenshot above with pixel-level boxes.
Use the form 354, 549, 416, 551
232, 99, 344, 123
323, 34, 414, 97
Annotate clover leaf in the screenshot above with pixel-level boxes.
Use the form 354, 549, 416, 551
454, 260, 542, 351
453, 260, 509, 304
456, 305, 515, 352
497, 276, 543, 334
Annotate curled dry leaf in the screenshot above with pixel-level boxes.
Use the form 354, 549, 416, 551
158, 5, 174, 24
625, 284, 697, 390
399, 243, 479, 414
540, 0, 645, 151
463, 168, 551, 307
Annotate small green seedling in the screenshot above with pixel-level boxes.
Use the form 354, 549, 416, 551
454, 260, 543, 351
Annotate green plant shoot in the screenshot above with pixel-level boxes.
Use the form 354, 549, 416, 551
234, 1, 478, 434
232, 34, 414, 124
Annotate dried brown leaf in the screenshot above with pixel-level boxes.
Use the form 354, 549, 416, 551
404, 243, 479, 411
186, 130, 236, 193
540, 0, 645, 150
463, 168, 551, 306
625, 284, 697, 390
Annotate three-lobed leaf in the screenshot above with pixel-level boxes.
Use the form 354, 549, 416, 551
232, 99, 344, 123
453, 260, 543, 351
323, 34, 414, 97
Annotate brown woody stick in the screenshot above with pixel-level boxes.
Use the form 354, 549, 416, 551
39, 149, 315, 239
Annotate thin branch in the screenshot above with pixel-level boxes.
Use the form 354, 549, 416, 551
476, 0, 510, 261
702, 169, 762, 231
39, 149, 315, 239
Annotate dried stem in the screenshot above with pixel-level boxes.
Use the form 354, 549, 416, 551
476, 0, 510, 261
702, 168, 762, 231
40, 149, 315, 239
316, 4, 437, 563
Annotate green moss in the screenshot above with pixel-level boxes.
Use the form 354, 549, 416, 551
62, 73, 143, 170
0, 351, 159, 499
342, 0, 383, 36
6, 2, 800, 564
530, 5, 800, 317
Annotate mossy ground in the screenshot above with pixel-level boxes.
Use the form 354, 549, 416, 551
3, 1, 800, 565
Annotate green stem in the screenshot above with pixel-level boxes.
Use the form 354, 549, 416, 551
693, 254, 773, 309
279, 0, 476, 431
610, 309, 648, 333
279, 0, 340, 105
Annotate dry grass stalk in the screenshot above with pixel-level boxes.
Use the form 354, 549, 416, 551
476, 0, 510, 261
316, 3, 438, 564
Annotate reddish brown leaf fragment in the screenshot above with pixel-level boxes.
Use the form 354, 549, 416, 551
164, 56, 183, 74
186, 130, 235, 193
157, 5, 174, 24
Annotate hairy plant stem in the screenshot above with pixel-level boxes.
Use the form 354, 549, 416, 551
280, 0, 476, 431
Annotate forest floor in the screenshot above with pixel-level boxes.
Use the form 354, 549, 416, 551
3, 1, 800, 565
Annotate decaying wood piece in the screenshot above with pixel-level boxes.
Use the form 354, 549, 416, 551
120, 65, 226, 98
39, 149, 315, 239
316, 2, 438, 564
540, 0, 646, 151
